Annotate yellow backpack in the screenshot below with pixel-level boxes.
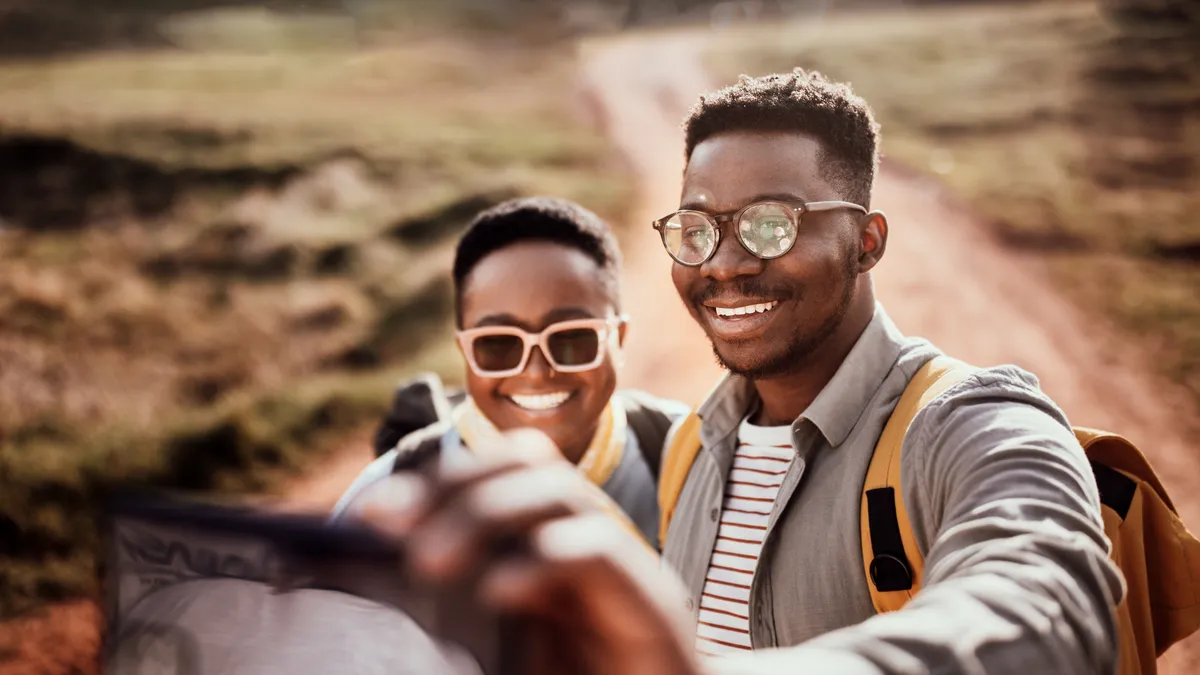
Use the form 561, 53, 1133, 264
657, 356, 1200, 675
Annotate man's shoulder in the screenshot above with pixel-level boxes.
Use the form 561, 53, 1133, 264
899, 353, 1076, 466
924, 360, 1057, 417
891, 336, 1051, 411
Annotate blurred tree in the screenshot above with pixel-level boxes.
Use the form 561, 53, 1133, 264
1099, 0, 1200, 32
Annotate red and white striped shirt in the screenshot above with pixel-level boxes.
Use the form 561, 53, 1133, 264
695, 418, 794, 657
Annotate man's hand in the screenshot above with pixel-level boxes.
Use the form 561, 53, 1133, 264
351, 428, 704, 675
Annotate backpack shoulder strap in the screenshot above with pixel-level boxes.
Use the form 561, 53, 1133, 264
617, 391, 675, 479
861, 355, 975, 614
390, 420, 452, 475
373, 372, 455, 458
657, 411, 704, 545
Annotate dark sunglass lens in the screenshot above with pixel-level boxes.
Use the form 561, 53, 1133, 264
546, 328, 600, 367
472, 334, 525, 372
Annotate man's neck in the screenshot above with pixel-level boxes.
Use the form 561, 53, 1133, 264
750, 295, 876, 427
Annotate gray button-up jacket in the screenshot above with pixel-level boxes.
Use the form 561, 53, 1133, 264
662, 303, 1125, 674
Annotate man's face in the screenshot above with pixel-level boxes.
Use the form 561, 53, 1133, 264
459, 241, 621, 457
671, 131, 866, 379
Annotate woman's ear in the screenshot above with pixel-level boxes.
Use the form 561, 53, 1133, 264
610, 317, 628, 371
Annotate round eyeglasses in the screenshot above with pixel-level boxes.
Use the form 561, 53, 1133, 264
652, 199, 868, 266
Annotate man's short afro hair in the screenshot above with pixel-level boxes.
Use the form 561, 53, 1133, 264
683, 69, 880, 207
452, 196, 622, 322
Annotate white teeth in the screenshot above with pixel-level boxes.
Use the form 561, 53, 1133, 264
715, 301, 778, 318
510, 391, 572, 411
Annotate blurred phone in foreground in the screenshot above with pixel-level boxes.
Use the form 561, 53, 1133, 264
103, 491, 529, 675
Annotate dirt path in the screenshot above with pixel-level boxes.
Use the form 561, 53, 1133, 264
577, 29, 1200, 673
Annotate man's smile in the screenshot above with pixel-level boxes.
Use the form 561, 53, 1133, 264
711, 301, 778, 317
701, 298, 782, 340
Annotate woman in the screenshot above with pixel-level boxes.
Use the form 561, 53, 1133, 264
332, 197, 686, 549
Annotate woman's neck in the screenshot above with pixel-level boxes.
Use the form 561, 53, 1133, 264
559, 419, 601, 465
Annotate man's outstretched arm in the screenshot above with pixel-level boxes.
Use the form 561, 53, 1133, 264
350, 371, 1125, 675
715, 367, 1126, 675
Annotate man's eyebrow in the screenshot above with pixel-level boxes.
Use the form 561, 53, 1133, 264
678, 192, 807, 213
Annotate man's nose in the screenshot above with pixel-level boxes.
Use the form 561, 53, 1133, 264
701, 228, 764, 282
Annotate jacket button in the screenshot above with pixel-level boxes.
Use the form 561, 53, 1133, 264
685, 598, 694, 611
710, 507, 720, 521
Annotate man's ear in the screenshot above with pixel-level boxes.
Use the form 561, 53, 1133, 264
858, 210, 888, 273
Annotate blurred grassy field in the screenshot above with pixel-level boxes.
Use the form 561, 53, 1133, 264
0, 8, 634, 618
706, 0, 1200, 408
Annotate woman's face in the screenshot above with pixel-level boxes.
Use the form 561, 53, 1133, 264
458, 240, 623, 461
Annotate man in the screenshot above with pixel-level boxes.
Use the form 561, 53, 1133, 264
352, 70, 1125, 674
334, 196, 686, 548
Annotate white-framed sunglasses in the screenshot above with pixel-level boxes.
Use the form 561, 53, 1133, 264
456, 316, 625, 378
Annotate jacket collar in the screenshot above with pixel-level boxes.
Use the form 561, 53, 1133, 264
694, 302, 907, 448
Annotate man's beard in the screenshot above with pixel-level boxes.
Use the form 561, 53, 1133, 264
708, 261, 859, 381
711, 305, 845, 380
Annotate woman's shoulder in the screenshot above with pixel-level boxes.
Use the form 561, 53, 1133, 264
614, 389, 690, 422
328, 422, 455, 523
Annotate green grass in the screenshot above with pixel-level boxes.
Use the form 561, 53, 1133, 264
0, 12, 634, 619
705, 0, 1200, 403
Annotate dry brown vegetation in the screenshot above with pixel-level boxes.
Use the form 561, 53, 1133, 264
0, 10, 634, 623
706, 0, 1200, 410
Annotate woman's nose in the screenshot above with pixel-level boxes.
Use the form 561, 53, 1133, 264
521, 345, 555, 380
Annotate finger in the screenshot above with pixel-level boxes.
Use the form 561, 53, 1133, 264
478, 514, 701, 674
468, 461, 594, 522
533, 513, 695, 639
479, 557, 546, 612
409, 463, 588, 581
406, 428, 567, 522
479, 512, 663, 614
355, 428, 563, 539
437, 427, 565, 485
351, 473, 432, 539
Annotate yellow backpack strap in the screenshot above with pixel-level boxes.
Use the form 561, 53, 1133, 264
658, 412, 704, 545
861, 355, 975, 614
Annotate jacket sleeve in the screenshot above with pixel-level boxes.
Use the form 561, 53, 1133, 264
709, 366, 1126, 675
